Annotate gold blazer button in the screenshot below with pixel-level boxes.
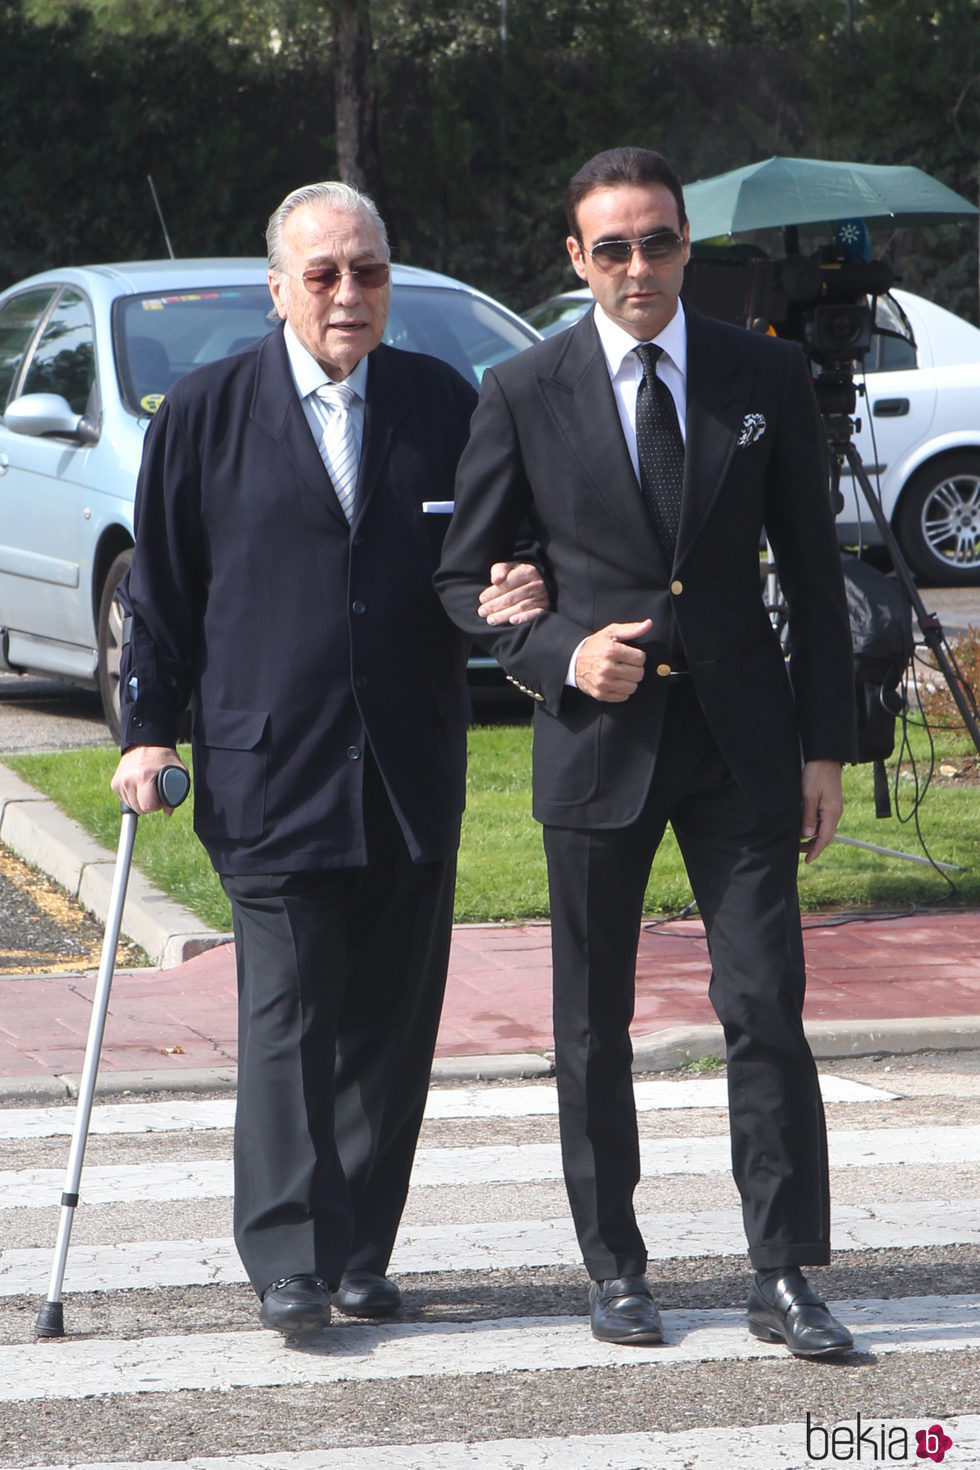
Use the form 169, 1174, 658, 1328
656, 663, 672, 678
670, 579, 683, 595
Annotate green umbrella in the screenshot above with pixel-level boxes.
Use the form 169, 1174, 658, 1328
684, 156, 979, 241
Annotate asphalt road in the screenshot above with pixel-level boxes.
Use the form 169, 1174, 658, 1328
0, 672, 110, 755
1, 1056, 978, 1467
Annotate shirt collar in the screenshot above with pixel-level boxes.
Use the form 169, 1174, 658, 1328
283, 321, 370, 401
592, 298, 687, 381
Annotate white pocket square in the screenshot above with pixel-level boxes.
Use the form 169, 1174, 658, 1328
737, 413, 766, 447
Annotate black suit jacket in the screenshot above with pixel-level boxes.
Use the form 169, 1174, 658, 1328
121, 327, 477, 873
436, 306, 857, 826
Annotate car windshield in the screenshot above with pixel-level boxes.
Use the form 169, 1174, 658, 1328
113, 279, 535, 415
114, 286, 276, 414
384, 285, 535, 383
524, 297, 591, 337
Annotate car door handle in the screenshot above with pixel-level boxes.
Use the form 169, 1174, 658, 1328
872, 398, 910, 417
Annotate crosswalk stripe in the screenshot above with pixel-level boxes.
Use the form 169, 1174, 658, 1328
0, 1099, 237, 1140
10, 1418, 980, 1470
422, 1075, 896, 1116
4, 1199, 980, 1297
1, 1160, 235, 1208
4, 1123, 975, 1208
0, 1296, 977, 1401
2, 1072, 975, 1467
0, 1073, 894, 1140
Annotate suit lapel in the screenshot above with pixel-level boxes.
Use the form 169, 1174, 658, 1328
249, 327, 350, 527
353, 343, 409, 526
537, 314, 665, 564
677, 307, 756, 562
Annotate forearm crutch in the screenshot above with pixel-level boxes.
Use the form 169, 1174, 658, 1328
35, 764, 191, 1338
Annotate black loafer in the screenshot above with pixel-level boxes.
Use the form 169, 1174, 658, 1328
258, 1274, 332, 1338
330, 1270, 402, 1319
588, 1274, 663, 1345
748, 1271, 854, 1358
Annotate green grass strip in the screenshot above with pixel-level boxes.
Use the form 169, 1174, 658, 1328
4, 713, 978, 934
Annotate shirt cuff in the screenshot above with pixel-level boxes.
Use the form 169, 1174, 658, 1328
565, 638, 588, 688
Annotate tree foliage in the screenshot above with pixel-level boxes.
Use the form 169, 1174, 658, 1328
3, 0, 978, 319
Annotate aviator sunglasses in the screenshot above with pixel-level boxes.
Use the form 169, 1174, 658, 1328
584, 231, 685, 271
299, 262, 391, 294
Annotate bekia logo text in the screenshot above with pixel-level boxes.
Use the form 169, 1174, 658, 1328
806, 1413, 953, 1461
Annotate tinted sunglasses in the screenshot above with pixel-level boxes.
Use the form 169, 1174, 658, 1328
300, 262, 390, 294
585, 231, 685, 271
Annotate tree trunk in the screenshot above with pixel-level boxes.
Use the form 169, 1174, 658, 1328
333, 0, 389, 222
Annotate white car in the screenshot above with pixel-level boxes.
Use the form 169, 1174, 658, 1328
0, 258, 540, 735
523, 284, 980, 586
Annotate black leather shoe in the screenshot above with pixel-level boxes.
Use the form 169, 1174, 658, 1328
330, 1270, 402, 1319
588, 1274, 663, 1345
258, 1275, 332, 1338
748, 1270, 854, 1358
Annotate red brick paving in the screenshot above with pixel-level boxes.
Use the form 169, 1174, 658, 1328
1, 910, 979, 1078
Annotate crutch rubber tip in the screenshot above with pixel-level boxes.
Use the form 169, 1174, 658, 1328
35, 1300, 65, 1338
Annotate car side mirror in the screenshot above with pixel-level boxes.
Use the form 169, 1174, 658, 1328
3, 392, 99, 445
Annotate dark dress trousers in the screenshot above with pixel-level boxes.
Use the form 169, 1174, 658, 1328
121, 326, 477, 1293
436, 306, 857, 1280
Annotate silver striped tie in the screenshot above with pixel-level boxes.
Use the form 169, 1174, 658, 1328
314, 382, 359, 522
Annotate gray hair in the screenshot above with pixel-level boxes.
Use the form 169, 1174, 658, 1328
266, 181, 390, 272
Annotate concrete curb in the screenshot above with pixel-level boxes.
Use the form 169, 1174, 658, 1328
630, 1015, 980, 1072
0, 1055, 555, 1104
5, 1016, 980, 1104
0, 765, 230, 969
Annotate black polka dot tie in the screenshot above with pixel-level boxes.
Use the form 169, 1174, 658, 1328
633, 343, 684, 555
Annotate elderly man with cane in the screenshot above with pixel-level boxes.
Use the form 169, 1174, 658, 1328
112, 179, 546, 1340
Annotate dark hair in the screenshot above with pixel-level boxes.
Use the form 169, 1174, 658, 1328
565, 147, 687, 238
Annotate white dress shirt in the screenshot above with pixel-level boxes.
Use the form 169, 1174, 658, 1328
566, 301, 688, 686
282, 321, 369, 466
592, 298, 688, 475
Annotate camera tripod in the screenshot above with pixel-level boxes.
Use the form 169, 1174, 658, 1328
816, 362, 980, 761
761, 360, 977, 873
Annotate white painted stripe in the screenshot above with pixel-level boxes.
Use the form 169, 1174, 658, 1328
5, 1200, 980, 1296
10, 1418, 980, 1470
423, 1075, 896, 1118
0, 1073, 895, 1140
0, 1099, 237, 1140
0, 1296, 976, 1402
4, 1124, 978, 1208
1, 1160, 234, 1209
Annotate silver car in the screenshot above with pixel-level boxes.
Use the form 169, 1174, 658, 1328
0, 259, 539, 735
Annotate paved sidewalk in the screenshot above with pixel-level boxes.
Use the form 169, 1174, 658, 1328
3, 756, 980, 1095
3, 909, 980, 1097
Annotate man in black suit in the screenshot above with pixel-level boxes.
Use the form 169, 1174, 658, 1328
437, 148, 858, 1358
111, 181, 545, 1340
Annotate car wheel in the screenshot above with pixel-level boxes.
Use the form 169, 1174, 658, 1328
97, 549, 133, 742
895, 454, 980, 586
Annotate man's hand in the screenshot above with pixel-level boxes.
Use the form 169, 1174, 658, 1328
478, 561, 549, 626
799, 759, 844, 864
111, 746, 187, 816
575, 619, 653, 702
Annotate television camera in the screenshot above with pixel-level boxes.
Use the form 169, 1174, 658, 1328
683, 237, 980, 766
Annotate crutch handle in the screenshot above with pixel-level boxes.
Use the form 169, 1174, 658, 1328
120, 763, 191, 816
155, 764, 191, 809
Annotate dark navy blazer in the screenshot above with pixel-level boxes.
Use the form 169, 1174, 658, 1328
121, 326, 477, 874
